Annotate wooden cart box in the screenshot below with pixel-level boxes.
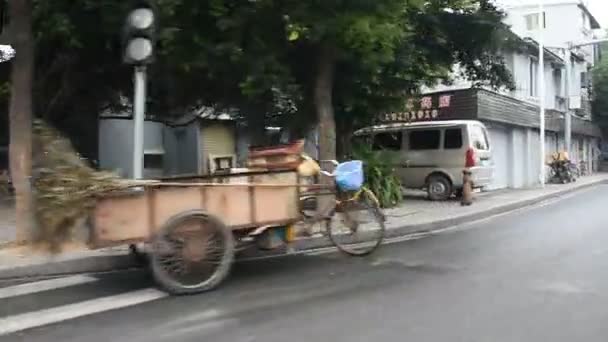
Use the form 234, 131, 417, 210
90, 170, 300, 247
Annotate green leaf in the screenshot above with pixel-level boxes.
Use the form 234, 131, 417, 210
288, 30, 300, 41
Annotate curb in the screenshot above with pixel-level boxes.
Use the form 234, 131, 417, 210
1, 178, 606, 280
291, 178, 608, 252
0, 251, 140, 281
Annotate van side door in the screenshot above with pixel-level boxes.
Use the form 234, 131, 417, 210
400, 128, 443, 189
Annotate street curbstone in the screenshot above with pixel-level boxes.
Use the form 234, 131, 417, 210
0, 177, 606, 280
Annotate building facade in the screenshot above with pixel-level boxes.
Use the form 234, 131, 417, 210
503, 0, 602, 120
98, 109, 239, 179
421, 1, 603, 190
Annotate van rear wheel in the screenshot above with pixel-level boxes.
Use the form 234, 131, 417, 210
427, 174, 452, 201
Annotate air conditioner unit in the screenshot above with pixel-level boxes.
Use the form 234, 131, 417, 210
208, 154, 236, 174
569, 96, 582, 110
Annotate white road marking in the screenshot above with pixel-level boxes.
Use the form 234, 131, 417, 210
0, 288, 167, 336
0, 275, 99, 300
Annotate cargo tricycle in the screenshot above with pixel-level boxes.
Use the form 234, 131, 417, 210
88, 142, 385, 295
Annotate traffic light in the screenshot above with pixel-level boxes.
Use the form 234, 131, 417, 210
123, 0, 156, 65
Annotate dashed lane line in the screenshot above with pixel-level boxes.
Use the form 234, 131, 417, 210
0, 288, 168, 336
0, 275, 98, 300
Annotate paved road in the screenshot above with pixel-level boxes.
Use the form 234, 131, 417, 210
2, 185, 608, 342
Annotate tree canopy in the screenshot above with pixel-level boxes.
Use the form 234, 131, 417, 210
1, 0, 515, 159
592, 41, 608, 127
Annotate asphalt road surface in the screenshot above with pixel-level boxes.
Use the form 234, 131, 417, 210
2, 185, 608, 342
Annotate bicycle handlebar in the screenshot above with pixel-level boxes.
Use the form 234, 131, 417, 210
319, 159, 339, 166
319, 170, 334, 177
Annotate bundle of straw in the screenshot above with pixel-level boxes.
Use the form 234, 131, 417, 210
32, 120, 136, 252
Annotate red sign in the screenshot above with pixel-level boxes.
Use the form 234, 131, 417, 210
379, 94, 453, 123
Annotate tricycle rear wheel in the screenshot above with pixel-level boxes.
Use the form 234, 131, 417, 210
150, 210, 235, 295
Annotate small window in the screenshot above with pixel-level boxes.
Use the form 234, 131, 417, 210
525, 12, 545, 30
581, 72, 588, 88
444, 129, 463, 149
373, 132, 402, 151
409, 130, 440, 150
144, 154, 163, 169
529, 58, 538, 97
470, 126, 489, 151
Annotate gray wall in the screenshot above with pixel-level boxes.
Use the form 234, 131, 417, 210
163, 123, 200, 176
98, 119, 165, 178
99, 119, 134, 178
235, 123, 250, 167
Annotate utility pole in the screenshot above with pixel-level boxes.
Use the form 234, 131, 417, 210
564, 47, 572, 156
538, 0, 546, 187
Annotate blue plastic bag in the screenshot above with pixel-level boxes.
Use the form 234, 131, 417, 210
335, 160, 364, 191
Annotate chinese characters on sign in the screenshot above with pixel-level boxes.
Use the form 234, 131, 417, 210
420, 96, 432, 109
380, 94, 453, 123
383, 110, 439, 122
439, 94, 451, 108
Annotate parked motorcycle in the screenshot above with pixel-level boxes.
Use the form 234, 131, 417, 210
548, 152, 575, 184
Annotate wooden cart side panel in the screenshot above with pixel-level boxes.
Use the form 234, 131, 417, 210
151, 187, 203, 233
251, 172, 299, 223
203, 186, 252, 226
90, 171, 301, 247
92, 194, 150, 245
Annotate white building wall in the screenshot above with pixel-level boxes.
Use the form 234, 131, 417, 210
506, 52, 562, 110
429, 50, 563, 112
505, 2, 598, 64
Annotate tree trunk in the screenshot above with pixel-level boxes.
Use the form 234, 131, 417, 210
314, 44, 336, 167
336, 116, 354, 160
313, 44, 336, 222
8, 0, 34, 242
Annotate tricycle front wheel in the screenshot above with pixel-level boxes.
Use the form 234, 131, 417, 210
325, 189, 385, 256
150, 210, 235, 295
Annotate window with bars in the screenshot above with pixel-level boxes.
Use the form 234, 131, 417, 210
529, 58, 539, 97
525, 12, 546, 31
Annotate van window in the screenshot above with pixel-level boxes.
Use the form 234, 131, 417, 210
373, 132, 402, 151
444, 129, 463, 149
353, 135, 371, 147
470, 125, 489, 150
409, 130, 440, 150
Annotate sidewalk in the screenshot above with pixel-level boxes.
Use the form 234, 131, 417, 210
0, 199, 15, 246
1, 174, 607, 280
291, 173, 608, 250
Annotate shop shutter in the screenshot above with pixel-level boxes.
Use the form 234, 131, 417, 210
201, 123, 236, 173
486, 127, 509, 190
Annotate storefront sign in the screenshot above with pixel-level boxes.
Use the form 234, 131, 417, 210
379, 94, 453, 123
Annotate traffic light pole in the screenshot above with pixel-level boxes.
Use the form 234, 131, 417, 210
132, 65, 146, 179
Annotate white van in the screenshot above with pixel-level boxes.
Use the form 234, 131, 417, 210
354, 120, 493, 200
